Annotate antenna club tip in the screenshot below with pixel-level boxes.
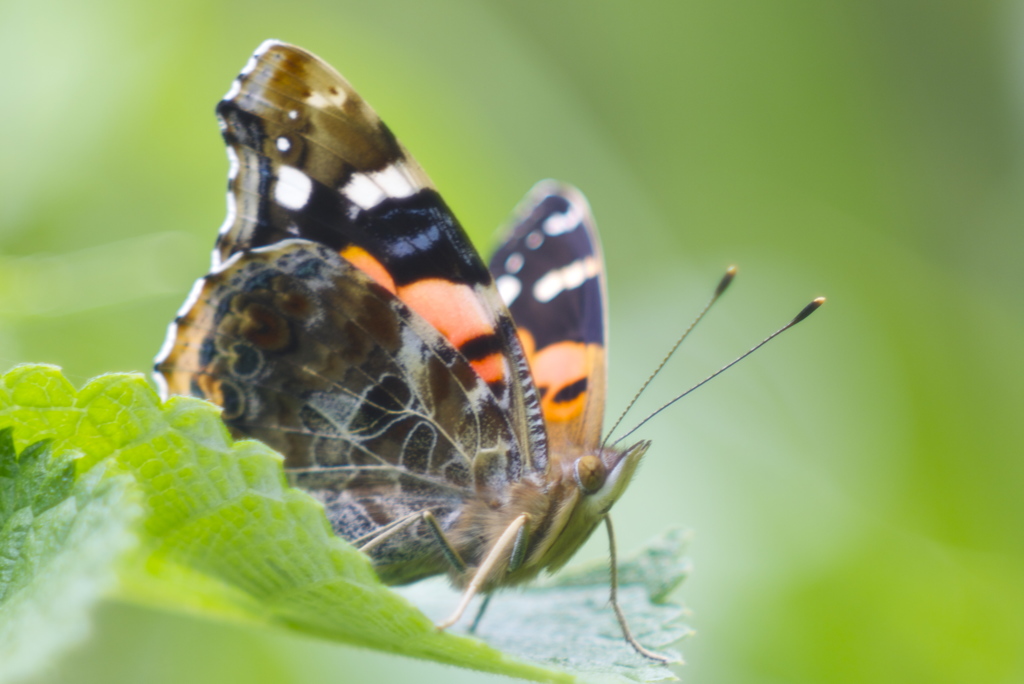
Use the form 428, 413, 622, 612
716, 267, 738, 295
791, 297, 825, 325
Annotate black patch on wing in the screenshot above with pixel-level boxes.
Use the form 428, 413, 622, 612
217, 114, 493, 289
458, 333, 503, 361
490, 189, 605, 351
552, 376, 587, 404
354, 190, 491, 287
217, 101, 266, 149
217, 99, 490, 287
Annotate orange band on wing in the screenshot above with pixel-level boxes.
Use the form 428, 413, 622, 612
397, 279, 494, 346
518, 328, 606, 452
470, 352, 506, 386
339, 251, 508, 384
530, 340, 590, 424
397, 278, 507, 385
340, 246, 397, 294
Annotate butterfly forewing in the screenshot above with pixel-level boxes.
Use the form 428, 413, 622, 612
489, 182, 608, 455
213, 41, 432, 265
212, 41, 548, 474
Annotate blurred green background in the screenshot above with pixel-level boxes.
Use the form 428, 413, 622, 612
3, 0, 1023, 682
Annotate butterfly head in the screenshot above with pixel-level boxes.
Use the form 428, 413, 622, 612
540, 440, 651, 572
575, 440, 650, 516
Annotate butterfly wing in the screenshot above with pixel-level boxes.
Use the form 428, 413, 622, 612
156, 240, 529, 584
489, 182, 608, 454
212, 40, 547, 472
154, 41, 554, 583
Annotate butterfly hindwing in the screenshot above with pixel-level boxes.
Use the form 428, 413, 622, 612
213, 40, 548, 472
489, 182, 608, 454
155, 240, 530, 584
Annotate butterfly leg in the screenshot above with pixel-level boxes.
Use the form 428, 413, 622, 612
467, 593, 493, 634
436, 513, 530, 630
605, 515, 672, 663
420, 510, 467, 574
355, 510, 465, 574
354, 510, 425, 554
467, 510, 531, 634
357, 511, 468, 571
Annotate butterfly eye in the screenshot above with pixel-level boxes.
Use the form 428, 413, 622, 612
574, 454, 607, 495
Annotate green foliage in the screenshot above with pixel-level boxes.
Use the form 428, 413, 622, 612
0, 430, 139, 684
0, 365, 690, 683
402, 529, 693, 683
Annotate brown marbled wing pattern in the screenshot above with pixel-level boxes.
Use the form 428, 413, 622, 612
156, 240, 532, 585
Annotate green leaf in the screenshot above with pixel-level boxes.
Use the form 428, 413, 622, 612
400, 529, 693, 683
0, 365, 691, 682
0, 429, 140, 684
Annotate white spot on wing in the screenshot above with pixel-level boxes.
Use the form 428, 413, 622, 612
504, 252, 524, 274
542, 200, 585, 236
525, 231, 543, 250
496, 275, 522, 306
288, 110, 299, 120
532, 256, 600, 303
341, 162, 424, 210
374, 163, 418, 198
276, 136, 291, 153
275, 165, 313, 210
307, 87, 347, 110
226, 146, 240, 181
343, 173, 386, 210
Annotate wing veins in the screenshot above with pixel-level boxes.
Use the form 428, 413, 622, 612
173, 289, 497, 467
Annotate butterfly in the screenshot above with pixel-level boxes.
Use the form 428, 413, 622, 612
154, 40, 664, 660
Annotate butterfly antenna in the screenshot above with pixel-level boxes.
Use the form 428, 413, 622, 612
602, 266, 737, 450
612, 296, 825, 446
